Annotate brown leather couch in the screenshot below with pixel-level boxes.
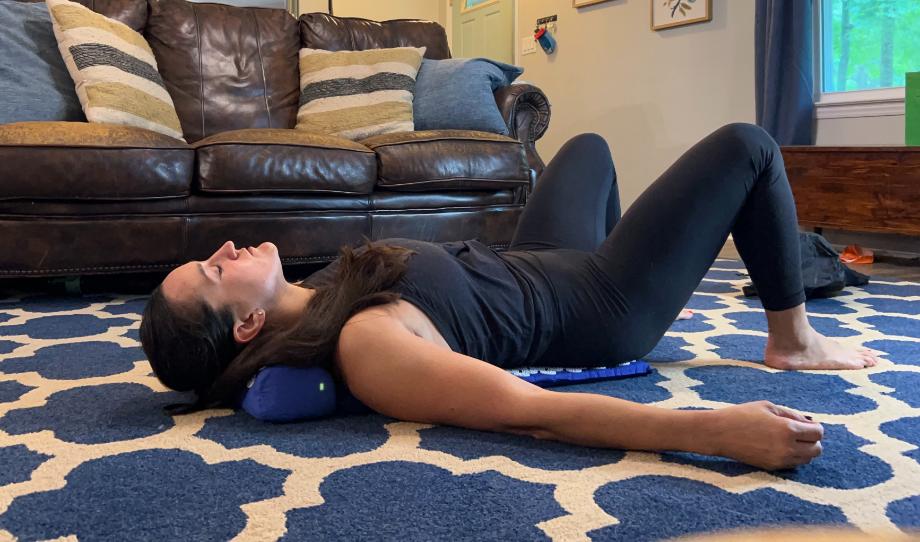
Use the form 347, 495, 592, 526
0, 0, 551, 278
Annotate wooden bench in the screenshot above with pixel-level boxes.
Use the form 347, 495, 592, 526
781, 146, 920, 236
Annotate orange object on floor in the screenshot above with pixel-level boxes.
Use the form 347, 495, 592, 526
840, 244, 874, 264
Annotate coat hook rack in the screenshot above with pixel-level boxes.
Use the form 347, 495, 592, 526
535, 14, 557, 33
534, 15, 558, 54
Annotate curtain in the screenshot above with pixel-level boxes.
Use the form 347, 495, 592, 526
755, 0, 816, 145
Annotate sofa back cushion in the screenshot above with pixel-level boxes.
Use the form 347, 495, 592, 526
145, 0, 301, 143
15, 0, 148, 32
299, 12, 450, 60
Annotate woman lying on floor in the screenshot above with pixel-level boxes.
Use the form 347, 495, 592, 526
139, 123, 880, 471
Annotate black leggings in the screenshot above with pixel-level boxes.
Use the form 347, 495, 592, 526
503, 123, 805, 365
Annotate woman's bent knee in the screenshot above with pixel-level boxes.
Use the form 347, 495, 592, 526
714, 122, 779, 156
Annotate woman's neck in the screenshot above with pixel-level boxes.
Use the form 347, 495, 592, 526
269, 282, 316, 331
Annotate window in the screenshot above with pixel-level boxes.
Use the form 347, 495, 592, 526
820, 0, 920, 93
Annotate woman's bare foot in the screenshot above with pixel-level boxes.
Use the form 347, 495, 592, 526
765, 329, 880, 370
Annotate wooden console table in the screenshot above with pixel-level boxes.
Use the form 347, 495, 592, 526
781, 146, 920, 236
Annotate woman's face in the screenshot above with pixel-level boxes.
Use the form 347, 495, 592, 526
160, 240, 286, 318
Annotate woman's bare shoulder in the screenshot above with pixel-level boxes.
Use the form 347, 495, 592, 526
343, 301, 415, 332
342, 300, 454, 354
335, 303, 417, 375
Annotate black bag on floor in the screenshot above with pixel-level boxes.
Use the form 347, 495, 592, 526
742, 232, 870, 300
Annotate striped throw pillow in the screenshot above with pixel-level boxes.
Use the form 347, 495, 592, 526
295, 46, 425, 141
46, 0, 185, 141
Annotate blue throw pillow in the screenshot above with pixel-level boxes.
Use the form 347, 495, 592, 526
0, 1, 84, 123
239, 361, 651, 423
413, 57, 524, 135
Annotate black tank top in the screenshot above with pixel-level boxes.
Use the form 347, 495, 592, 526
300, 238, 557, 368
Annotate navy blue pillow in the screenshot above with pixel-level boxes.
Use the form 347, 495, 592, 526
240, 366, 371, 423
0, 1, 84, 123
413, 57, 523, 135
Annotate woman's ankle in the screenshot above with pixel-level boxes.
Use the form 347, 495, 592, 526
764, 303, 815, 350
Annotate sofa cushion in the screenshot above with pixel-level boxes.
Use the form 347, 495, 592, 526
360, 130, 531, 191
0, 122, 193, 200
193, 129, 377, 195
146, 0, 301, 143
46, 0, 185, 141
300, 12, 450, 60
295, 47, 425, 140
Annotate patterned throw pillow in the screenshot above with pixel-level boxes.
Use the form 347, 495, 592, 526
295, 46, 425, 141
45, 0, 185, 141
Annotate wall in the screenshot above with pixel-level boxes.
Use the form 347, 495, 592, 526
517, 0, 756, 209
300, 0, 443, 24
816, 115, 905, 145
299, 0, 326, 14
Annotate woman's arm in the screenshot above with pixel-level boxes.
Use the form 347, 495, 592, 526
336, 314, 823, 470
521, 393, 823, 470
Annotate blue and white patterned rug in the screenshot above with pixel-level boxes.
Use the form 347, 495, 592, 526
0, 259, 918, 541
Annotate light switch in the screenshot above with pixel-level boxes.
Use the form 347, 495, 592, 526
521, 36, 536, 55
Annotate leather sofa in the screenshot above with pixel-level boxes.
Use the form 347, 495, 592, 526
0, 0, 551, 279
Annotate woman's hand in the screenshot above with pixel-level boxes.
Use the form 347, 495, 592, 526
710, 401, 823, 470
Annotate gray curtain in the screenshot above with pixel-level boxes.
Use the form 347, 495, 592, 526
755, 0, 815, 145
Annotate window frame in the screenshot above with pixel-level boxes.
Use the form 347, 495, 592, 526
813, 0, 907, 120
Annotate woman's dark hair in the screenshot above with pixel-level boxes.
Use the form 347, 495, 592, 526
139, 238, 415, 416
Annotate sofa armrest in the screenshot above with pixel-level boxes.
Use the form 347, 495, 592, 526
494, 83, 551, 177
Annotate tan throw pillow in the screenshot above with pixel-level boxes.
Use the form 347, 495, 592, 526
45, 0, 185, 141
295, 46, 425, 141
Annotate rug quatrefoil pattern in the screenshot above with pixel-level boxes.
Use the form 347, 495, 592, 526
0, 259, 918, 541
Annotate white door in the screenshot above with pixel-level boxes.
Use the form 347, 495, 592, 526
452, 0, 514, 63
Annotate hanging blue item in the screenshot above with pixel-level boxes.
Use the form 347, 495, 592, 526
534, 27, 556, 54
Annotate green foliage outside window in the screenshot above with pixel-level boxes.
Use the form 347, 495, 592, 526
821, 0, 920, 92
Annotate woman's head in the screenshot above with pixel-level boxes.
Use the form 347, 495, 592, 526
159, 240, 286, 341
139, 237, 416, 415
139, 240, 302, 398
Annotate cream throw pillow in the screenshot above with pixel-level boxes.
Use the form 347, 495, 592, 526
295, 46, 425, 141
45, 0, 185, 141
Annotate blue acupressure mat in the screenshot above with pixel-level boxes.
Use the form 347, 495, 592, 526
0, 259, 918, 541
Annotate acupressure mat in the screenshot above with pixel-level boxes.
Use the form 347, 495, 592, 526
0, 259, 918, 541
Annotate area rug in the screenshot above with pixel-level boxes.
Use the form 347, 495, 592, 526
0, 259, 918, 541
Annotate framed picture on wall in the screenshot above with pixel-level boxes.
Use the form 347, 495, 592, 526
651, 0, 712, 31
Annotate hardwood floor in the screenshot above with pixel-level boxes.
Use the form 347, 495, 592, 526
719, 240, 920, 282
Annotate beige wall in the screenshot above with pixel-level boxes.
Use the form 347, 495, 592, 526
816, 115, 905, 145
300, 0, 443, 23
518, 0, 756, 209
299, 0, 326, 14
